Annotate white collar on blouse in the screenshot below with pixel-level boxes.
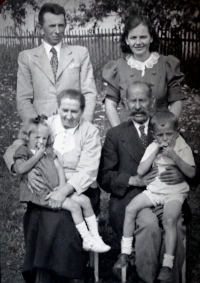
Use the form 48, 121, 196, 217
126, 52, 160, 77
54, 114, 80, 136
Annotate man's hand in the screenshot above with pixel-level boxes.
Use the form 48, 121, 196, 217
159, 165, 185, 185
28, 169, 45, 193
143, 166, 158, 185
129, 166, 158, 187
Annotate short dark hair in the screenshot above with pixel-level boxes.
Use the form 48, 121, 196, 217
38, 3, 66, 26
150, 111, 179, 133
57, 89, 85, 111
121, 14, 159, 54
127, 81, 153, 99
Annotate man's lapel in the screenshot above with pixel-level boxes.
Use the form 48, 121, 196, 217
32, 45, 55, 84
121, 122, 145, 164
56, 44, 74, 79
121, 121, 154, 164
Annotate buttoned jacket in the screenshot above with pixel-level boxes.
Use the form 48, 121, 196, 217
17, 43, 97, 122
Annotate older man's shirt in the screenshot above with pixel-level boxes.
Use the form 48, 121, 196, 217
47, 114, 101, 195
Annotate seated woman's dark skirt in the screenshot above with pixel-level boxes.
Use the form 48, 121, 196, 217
22, 187, 100, 282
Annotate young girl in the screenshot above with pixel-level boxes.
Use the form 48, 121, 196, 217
114, 111, 195, 281
14, 118, 110, 253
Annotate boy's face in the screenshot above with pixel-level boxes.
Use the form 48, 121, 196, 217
153, 122, 178, 148
28, 125, 49, 150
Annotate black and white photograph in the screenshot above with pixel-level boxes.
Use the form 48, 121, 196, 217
0, 0, 200, 282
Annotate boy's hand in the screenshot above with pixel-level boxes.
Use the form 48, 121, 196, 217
162, 146, 175, 160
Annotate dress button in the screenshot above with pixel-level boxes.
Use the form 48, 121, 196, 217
152, 71, 156, 75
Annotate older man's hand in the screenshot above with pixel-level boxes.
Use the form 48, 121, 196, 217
159, 165, 185, 185
129, 166, 158, 187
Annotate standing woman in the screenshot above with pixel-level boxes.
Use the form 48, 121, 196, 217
103, 14, 185, 127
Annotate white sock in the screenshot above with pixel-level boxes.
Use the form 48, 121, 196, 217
85, 214, 100, 238
121, 236, 133, 255
163, 253, 174, 269
76, 221, 93, 243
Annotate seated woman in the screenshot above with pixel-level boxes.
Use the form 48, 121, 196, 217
4, 89, 103, 283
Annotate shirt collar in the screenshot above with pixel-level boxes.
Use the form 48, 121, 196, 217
43, 40, 62, 56
54, 114, 80, 136
133, 119, 149, 134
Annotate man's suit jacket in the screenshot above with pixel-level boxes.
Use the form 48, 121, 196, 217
17, 43, 97, 122
98, 120, 153, 198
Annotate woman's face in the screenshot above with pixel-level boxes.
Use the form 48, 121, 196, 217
125, 23, 152, 61
58, 97, 83, 129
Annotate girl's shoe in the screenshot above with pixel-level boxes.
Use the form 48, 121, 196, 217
83, 237, 111, 253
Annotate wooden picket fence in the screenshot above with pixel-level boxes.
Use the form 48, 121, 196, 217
0, 26, 199, 90
0, 25, 199, 63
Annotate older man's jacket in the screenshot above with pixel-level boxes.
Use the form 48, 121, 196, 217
98, 120, 154, 197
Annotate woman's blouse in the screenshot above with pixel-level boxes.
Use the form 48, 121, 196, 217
103, 53, 185, 122
47, 115, 101, 195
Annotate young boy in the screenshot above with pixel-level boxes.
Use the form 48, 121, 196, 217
114, 111, 195, 281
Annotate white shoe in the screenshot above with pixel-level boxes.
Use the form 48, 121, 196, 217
93, 236, 111, 252
83, 237, 111, 253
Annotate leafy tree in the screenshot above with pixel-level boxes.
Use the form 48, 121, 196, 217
65, 0, 200, 28
0, 0, 39, 25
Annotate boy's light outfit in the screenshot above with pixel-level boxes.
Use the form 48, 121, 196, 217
141, 135, 195, 206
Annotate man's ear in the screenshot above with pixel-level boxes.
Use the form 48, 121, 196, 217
36, 23, 44, 35
124, 98, 128, 110
151, 130, 156, 140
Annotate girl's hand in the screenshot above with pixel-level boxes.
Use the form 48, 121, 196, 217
35, 144, 45, 159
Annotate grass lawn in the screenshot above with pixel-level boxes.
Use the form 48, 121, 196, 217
0, 83, 200, 283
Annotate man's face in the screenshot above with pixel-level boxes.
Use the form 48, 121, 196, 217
41, 12, 65, 46
127, 85, 154, 124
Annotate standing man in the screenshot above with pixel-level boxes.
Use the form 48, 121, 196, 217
17, 3, 97, 123
98, 81, 188, 283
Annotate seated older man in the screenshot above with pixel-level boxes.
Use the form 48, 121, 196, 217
98, 81, 197, 283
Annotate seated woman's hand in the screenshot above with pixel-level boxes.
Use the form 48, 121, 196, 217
45, 183, 75, 210
159, 165, 185, 185
27, 168, 45, 193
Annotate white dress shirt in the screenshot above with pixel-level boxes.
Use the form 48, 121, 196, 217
43, 40, 62, 62
133, 119, 149, 137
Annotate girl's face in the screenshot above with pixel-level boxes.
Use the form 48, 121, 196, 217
28, 125, 49, 150
125, 23, 152, 61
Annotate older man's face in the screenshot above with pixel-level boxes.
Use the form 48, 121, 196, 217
41, 12, 65, 46
127, 85, 154, 124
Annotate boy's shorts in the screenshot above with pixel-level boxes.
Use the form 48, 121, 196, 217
143, 190, 188, 206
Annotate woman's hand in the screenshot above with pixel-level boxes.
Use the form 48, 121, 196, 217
28, 168, 45, 193
45, 183, 75, 210
159, 165, 185, 185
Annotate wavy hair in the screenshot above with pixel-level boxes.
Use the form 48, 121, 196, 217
121, 14, 159, 54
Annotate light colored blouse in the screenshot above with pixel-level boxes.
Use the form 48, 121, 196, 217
47, 115, 101, 195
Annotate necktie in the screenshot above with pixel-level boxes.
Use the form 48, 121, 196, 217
139, 125, 147, 148
50, 47, 58, 82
